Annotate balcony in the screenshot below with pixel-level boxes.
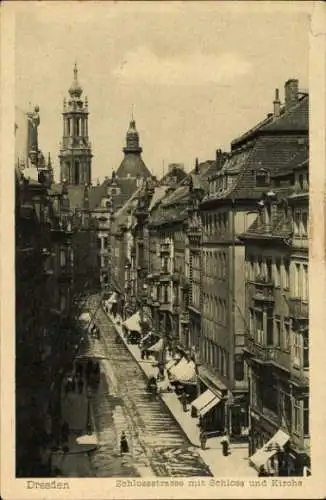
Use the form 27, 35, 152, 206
250, 277, 275, 303
288, 298, 308, 320
246, 337, 290, 370
160, 242, 170, 255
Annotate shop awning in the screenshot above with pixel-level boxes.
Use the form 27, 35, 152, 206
122, 311, 141, 333
199, 395, 222, 417
249, 429, 290, 469
166, 358, 180, 371
169, 358, 197, 384
147, 338, 164, 352
107, 292, 118, 304
192, 389, 216, 412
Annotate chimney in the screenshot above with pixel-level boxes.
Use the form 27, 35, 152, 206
284, 79, 299, 110
273, 88, 281, 118
216, 149, 224, 171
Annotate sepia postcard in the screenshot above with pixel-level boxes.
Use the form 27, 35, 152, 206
1, 1, 326, 498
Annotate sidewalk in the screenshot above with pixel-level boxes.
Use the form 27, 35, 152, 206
50, 373, 99, 477
105, 310, 257, 477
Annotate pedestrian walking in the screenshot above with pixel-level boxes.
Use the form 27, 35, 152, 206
61, 421, 69, 444
200, 430, 207, 450
180, 391, 188, 412
258, 465, 269, 477
221, 433, 230, 456
78, 377, 84, 394
120, 431, 129, 455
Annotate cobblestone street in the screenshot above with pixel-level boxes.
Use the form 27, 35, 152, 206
77, 297, 212, 477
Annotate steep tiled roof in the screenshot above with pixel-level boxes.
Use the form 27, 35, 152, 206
231, 94, 308, 148
221, 136, 307, 201
261, 95, 308, 133
148, 186, 169, 211
272, 147, 308, 178
116, 153, 151, 179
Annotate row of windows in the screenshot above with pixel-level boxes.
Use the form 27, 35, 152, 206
293, 209, 309, 237
247, 256, 290, 288
203, 294, 227, 324
202, 212, 228, 235
203, 338, 229, 379
251, 375, 309, 436
65, 117, 88, 137
246, 256, 308, 300
203, 251, 227, 278
249, 309, 309, 369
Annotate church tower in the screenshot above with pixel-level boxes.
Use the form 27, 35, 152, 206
59, 64, 92, 185
116, 118, 151, 180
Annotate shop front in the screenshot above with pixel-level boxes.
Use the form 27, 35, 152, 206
193, 366, 228, 434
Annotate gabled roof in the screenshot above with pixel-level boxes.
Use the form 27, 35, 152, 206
207, 136, 308, 203
148, 186, 169, 212
231, 94, 308, 148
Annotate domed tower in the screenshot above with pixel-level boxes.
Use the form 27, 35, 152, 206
116, 118, 151, 180
59, 63, 93, 185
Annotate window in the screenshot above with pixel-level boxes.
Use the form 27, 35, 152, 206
294, 210, 301, 235
293, 331, 301, 367
280, 391, 292, 430
283, 319, 291, 351
263, 376, 278, 414
298, 174, 304, 190
274, 258, 281, 287
303, 398, 309, 436
256, 169, 270, 187
283, 259, 290, 289
266, 258, 273, 282
274, 317, 281, 347
221, 349, 225, 376
294, 263, 301, 297
234, 355, 244, 381
249, 258, 255, 281
301, 212, 308, 236
60, 294, 66, 312
97, 237, 102, 250
60, 249, 66, 267
303, 333, 309, 369
74, 160, 80, 185
302, 264, 308, 301
265, 204, 271, 226
255, 310, 264, 344
266, 312, 274, 345
249, 309, 254, 337
293, 399, 301, 434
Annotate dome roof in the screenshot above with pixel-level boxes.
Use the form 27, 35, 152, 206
69, 63, 83, 99
116, 154, 151, 179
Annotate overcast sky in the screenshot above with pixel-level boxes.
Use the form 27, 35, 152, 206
15, 1, 310, 182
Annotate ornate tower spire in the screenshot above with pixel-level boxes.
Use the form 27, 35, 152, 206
123, 118, 142, 155
59, 64, 92, 185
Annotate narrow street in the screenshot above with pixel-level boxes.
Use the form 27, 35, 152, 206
80, 296, 212, 477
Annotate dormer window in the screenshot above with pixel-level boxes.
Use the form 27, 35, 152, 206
255, 168, 270, 187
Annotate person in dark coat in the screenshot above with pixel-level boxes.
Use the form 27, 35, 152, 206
258, 465, 269, 477
78, 377, 84, 393
120, 431, 129, 455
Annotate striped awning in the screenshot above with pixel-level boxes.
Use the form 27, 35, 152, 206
192, 389, 215, 412
249, 429, 290, 469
